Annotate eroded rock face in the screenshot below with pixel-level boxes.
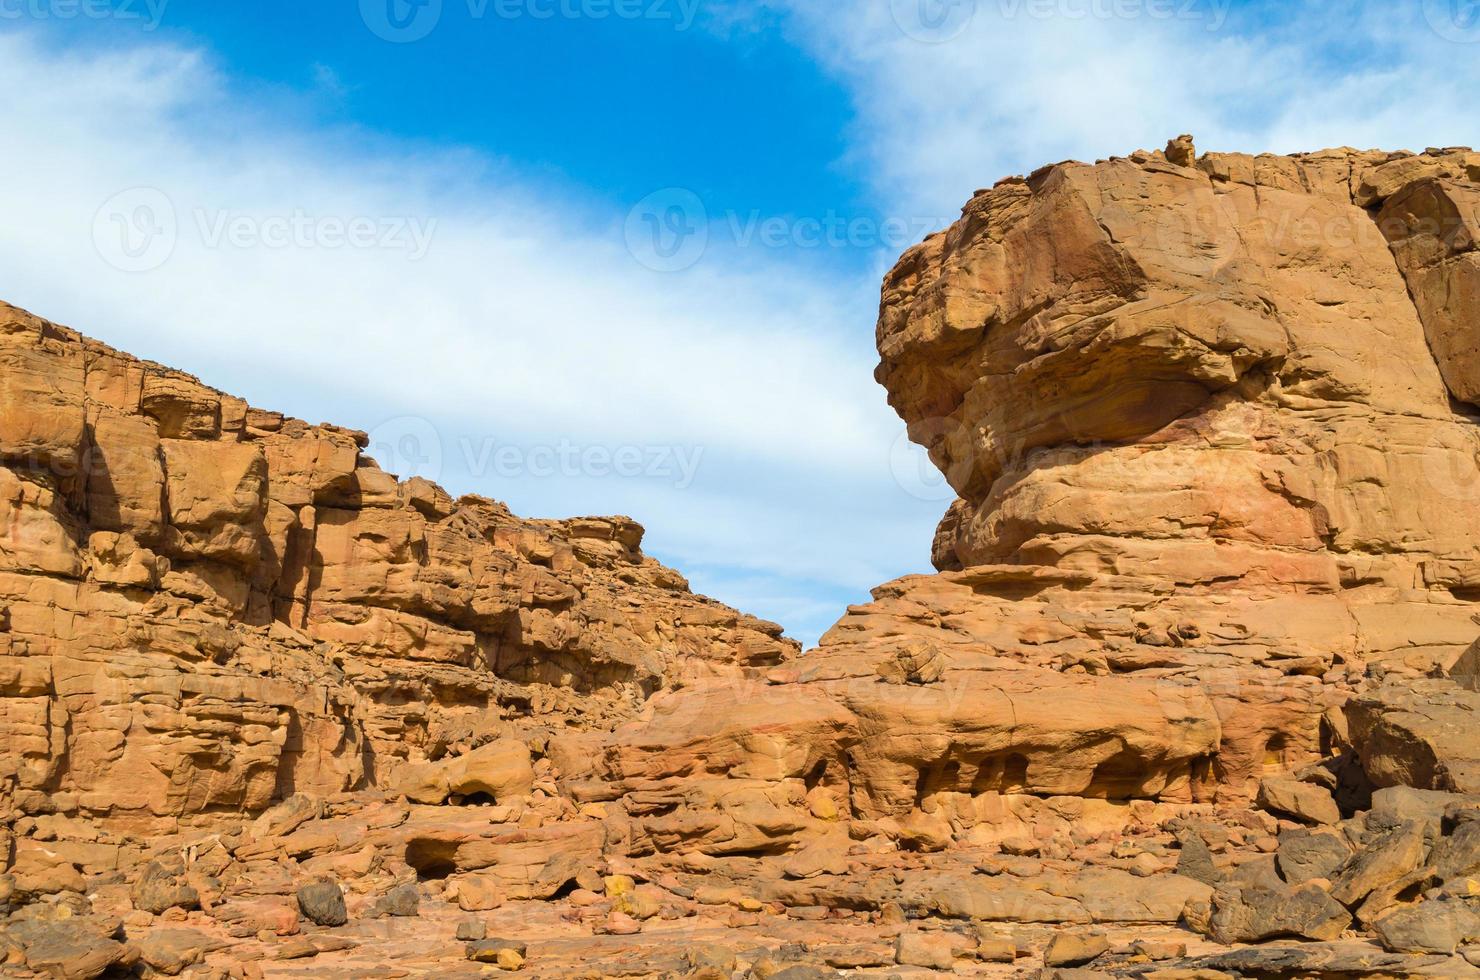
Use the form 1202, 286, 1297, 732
533, 145, 1480, 883
0, 300, 795, 835
5, 140, 1480, 977
846, 144, 1480, 807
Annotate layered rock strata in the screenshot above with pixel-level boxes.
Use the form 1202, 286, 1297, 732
560, 145, 1480, 862
4, 139, 1480, 977
0, 300, 793, 836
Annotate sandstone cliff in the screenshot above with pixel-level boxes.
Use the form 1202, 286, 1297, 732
562, 145, 1480, 851
0, 300, 793, 836
3, 141, 1480, 979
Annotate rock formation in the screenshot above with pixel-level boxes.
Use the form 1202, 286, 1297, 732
0, 298, 793, 838
3, 139, 1480, 978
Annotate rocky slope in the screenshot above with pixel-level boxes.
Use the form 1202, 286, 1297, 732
3, 139, 1480, 979
0, 299, 794, 837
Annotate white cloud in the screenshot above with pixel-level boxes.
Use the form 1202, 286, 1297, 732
763, 0, 1480, 217
0, 28, 945, 647
7, 2, 1472, 646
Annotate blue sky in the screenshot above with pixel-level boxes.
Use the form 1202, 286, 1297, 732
3, 0, 1479, 645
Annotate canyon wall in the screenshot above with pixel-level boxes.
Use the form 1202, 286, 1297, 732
3, 140, 1480, 978
0, 300, 793, 836
566, 145, 1480, 854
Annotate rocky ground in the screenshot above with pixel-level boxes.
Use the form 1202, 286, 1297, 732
6, 737, 1480, 978
5, 138, 1480, 977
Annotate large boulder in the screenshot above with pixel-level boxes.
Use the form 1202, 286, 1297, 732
130, 862, 200, 916
1258, 777, 1341, 825
1372, 900, 1480, 954
296, 881, 347, 928
1347, 681, 1480, 794
1207, 881, 1351, 944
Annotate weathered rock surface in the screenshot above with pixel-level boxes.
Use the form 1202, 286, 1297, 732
1207, 880, 1351, 944
867, 142, 1480, 807
5, 138, 1480, 977
296, 880, 347, 927
1348, 677, 1480, 794
0, 298, 795, 839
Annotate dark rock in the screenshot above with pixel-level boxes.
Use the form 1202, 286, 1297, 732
1175, 830, 1220, 886
1444, 801, 1480, 832
1229, 854, 1284, 889
1435, 819, 1480, 881
1328, 751, 1376, 814
1208, 881, 1351, 944
1448, 636, 1480, 691
296, 880, 348, 927
1331, 821, 1428, 907
1373, 900, 1480, 954
1277, 829, 1353, 884
130, 861, 200, 915
371, 882, 420, 918
455, 918, 487, 941
1368, 786, 1478, 834
1179, 940, 1459, 976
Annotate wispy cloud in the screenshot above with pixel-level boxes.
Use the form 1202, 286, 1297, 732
763, 0, 1480, 217
0, 28, 945, 647
4, 1, 1473, 646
